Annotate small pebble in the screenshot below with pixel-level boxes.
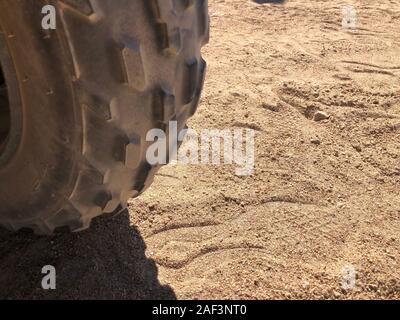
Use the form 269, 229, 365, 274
311, 138, 321, 145
313, 111, 330, 121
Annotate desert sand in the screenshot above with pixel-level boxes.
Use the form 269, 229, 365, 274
0, 0, 399, 299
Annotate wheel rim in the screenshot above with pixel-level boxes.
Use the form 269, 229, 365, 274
0, 64, 11, 154
0, 32, 22, 166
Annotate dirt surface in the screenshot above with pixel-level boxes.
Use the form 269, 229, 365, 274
0, 0, 399, 299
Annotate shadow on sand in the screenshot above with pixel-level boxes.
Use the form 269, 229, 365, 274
0, 210, 176, 300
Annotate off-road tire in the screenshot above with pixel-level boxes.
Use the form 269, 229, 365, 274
0, 0, 209, 234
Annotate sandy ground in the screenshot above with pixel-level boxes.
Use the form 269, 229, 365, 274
0, 0, 399, 299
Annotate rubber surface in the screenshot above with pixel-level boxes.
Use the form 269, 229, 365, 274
0, 0, 209, 234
